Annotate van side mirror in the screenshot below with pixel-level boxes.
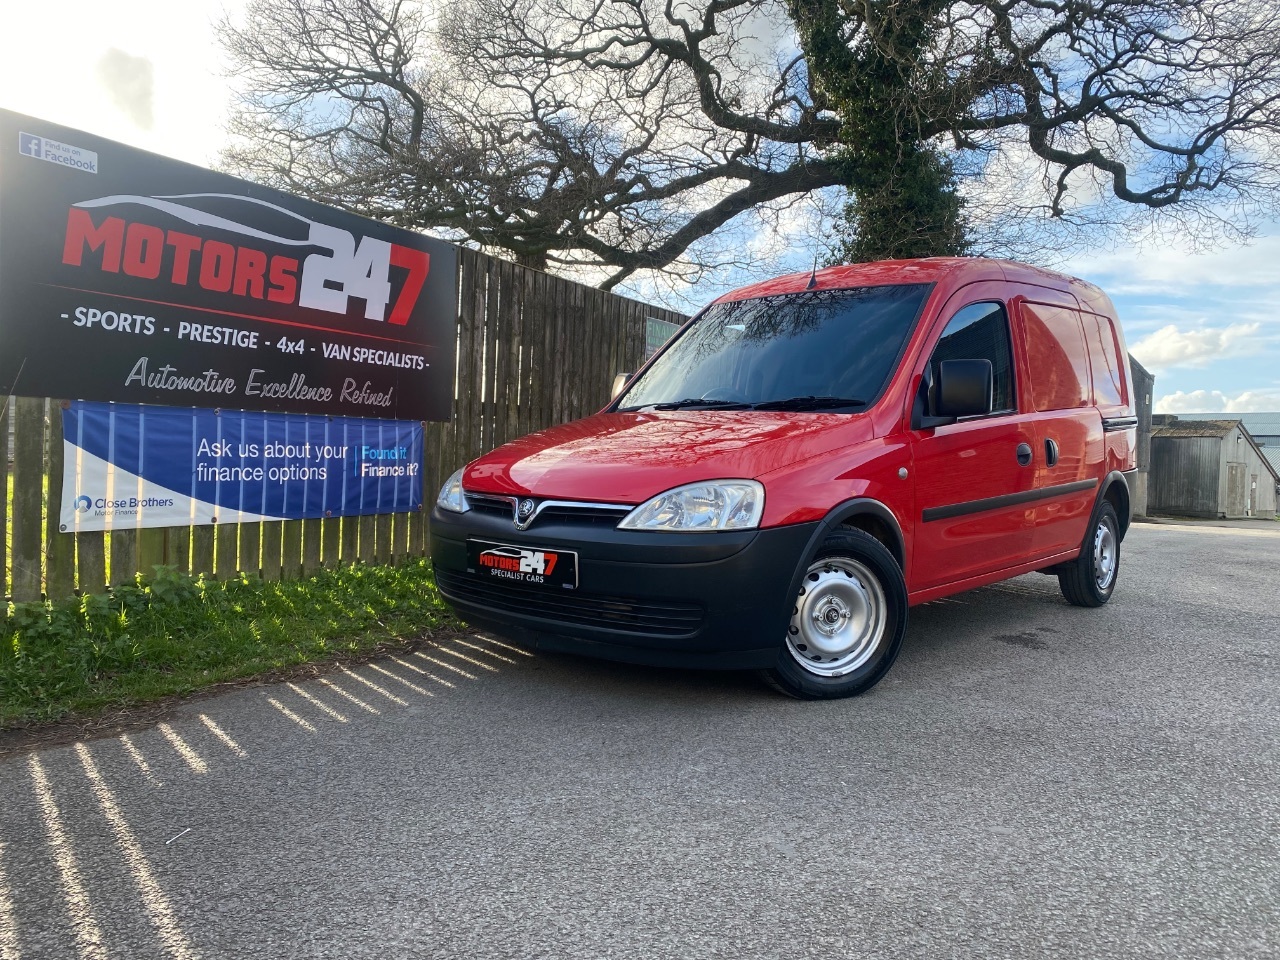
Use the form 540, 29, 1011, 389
936, 359, 993, 418
913, 359, 994, 430
611, 372, 633, 401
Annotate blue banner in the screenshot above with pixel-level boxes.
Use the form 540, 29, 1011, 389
60, 401, 423, 531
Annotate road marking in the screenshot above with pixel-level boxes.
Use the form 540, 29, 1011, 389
75, 745, 202, 960
28, 755, 108, 960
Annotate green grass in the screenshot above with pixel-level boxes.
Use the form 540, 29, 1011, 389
0, 560, 461, 729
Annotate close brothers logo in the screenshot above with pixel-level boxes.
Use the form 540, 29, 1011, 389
59, 194, 430, 325
75, 495, 176, 514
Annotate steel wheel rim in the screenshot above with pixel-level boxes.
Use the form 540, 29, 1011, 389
786, 557, 887, 677
1094, 518, 1117, 590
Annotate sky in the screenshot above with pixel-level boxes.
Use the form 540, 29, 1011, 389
2, 0, 1277, 416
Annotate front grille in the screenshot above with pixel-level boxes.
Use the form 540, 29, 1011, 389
462, 493, 632, 529
464, 493, 516, 520
435, 570, 704, 637
536, 505, 631, 526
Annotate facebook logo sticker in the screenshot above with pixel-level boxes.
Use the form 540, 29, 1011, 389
15, 131, 97, 173
18, 132, 42, 158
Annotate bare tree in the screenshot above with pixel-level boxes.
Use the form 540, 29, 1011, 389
219, 0, 841, 287
790, 0, 1280, 261
220, 0, 1280, 286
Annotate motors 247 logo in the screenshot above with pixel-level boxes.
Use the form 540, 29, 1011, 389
59, 193, 430, 326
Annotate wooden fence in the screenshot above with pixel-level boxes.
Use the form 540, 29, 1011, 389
1, 248, 687, 603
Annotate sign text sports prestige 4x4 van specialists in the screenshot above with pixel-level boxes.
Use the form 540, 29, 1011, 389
430, 258, 1138, 699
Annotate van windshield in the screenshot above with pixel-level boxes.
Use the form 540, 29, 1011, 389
617, 284, 931, 412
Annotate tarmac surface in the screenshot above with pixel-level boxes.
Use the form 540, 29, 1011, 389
1, 521, 1277, 959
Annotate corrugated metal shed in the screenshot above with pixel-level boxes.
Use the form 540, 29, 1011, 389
1149, 418, 1279, 518
1152, 420, 1236, 438
1182, 412, 1280, 473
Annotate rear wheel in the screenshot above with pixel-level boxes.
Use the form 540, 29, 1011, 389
760, 529, 908, 700
1058, 501, 1120, 607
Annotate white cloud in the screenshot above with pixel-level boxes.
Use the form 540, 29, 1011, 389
1070, 236, 1280, 297
1130, 322, 1260, 371
1155, 390, 1280, 414
0, 1, 248, 167
96, 48, 154, 129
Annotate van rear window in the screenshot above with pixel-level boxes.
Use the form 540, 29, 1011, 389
618, 285, 931, 412
1083, 312, 1127, 406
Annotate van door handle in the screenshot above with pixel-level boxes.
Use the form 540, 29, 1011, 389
1045, 438, 1060, 467
1016, 443, 1033, 466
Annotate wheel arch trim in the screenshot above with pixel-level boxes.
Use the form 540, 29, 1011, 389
1098, 470, 1132, 540
783, 498, 907, 610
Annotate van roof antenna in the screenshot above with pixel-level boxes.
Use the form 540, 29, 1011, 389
805, 256, 819, 290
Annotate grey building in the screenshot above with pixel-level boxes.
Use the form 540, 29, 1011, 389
1149, 418, 1279, 519
1129, 357, 1155, 517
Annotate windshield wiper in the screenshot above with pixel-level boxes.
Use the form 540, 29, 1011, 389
751, 396, 867, 411
640, 398, 753, 411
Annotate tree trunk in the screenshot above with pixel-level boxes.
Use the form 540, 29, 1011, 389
790, 0, 970, 264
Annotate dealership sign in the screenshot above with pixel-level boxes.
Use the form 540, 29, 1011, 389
0, 109, 458, 421
59, 401, 423, 532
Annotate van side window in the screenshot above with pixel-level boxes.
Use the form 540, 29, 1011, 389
1021, 302, 1090, 411
930, 302, 1016, 414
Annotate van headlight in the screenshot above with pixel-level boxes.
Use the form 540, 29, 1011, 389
436, 468, 469, 514
618, 480, 764, 532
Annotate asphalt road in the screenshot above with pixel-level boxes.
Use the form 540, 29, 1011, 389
1, 522, 1277, 959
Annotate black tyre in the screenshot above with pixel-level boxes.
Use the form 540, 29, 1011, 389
759, 528, 908, 700
1058, 500, 1120, 607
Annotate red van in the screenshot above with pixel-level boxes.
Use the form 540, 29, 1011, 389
429, 258, 1138, 699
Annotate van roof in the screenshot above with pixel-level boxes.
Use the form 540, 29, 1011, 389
715, 257, 1114, 314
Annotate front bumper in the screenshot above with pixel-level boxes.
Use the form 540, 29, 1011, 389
429, 505, 819, 669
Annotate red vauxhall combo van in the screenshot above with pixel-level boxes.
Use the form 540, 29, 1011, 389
429, 258, 1138, 699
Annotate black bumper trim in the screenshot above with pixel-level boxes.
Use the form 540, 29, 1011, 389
435, 569, 704, 637
430, 510, 820, 668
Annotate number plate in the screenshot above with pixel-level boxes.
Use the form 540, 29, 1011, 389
466, 540, 578, 589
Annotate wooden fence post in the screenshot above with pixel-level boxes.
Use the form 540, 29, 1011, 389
240, 519, 262, 578
0, 397, 9, 604
302, 517, 322, 574
281, 519, 303, 579
44, 400, 76, 601
260, 521, 282, 581
215, 523, 238, 580
10, 397, 46, 602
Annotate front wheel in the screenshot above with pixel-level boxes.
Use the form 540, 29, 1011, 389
759, 528, 908, 700
1058, 501, 1120, 607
